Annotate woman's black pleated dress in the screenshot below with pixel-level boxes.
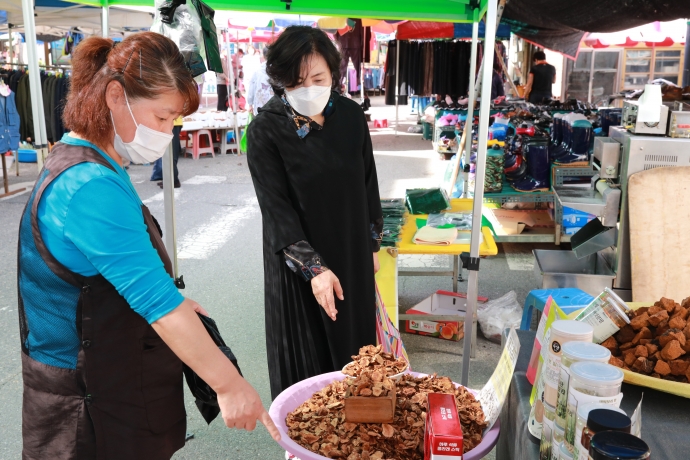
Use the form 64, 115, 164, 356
247, 92, 383, 399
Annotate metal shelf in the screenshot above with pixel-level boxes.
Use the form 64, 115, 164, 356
494, 227, 557, 243
552, 166, 595, 186
483, 180, 555, 204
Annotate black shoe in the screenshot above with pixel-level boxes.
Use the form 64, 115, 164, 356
158, 181, 181, 189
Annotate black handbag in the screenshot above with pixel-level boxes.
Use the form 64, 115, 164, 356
183, 313, 243, 424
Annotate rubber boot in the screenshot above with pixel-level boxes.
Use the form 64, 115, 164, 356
555, 120, 592, 165
550, 114, 573, 161
550, 114, 563, 156
511, 136, 550, 192
505, 154, 527, 183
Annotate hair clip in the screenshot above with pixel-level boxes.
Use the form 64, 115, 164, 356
122, 48, 135, 74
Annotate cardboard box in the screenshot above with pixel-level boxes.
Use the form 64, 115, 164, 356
404, 290, 485, 342
425, 393, 464, 460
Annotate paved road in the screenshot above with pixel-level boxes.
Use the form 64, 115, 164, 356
0, 99, 551, 458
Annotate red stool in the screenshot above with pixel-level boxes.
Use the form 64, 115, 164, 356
373, 119, 388, 128
185, 129, 215, 160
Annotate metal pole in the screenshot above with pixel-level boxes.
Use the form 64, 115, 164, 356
395, 39, 400, 136
462, 20, 479, 198
101, 2, 109, 38
7, 24, 19, 176
683, 21, 690, 87
21, 0, 49, 171
360, 23, 365, 103
225, 36, 239, 154
447, 0, 507, 198
162, 143, 178, 277
461, 0, 499, 387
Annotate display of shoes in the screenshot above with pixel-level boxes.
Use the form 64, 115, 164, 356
554, 119, 593, 166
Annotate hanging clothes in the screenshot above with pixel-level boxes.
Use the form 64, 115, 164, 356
0, 90, 21, 154
383, 40, 408, 106
335, 19, 371, 84
17, 73, 33, 142
348, 68, 358, 93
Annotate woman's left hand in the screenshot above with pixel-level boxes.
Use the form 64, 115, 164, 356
187, 298, 210, 317
373, 252, 380, 274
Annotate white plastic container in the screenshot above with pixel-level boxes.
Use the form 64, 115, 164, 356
540, 402, 557, 460
560, 441, 574, 460
564, 363, 624, 457
543, 321, 593, 408
573, 288, 632, 344
555, 342, 611, 429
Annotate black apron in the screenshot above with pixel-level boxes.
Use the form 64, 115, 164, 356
18, 143, 186, 459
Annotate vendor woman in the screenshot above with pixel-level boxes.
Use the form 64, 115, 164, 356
247, 26, 384, 400
17, 32, 279, 459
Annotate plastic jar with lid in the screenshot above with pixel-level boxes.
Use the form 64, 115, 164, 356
564, 363, 625, 459
579, 409, 631, 459
543, 321, 593, 409
560, 441, 574, 460
551, 441, 561, 460
540, 402, 557, 460
588, 431, 650, 460
555, 342, 611, 429
570, 403, 627, 458
573, 288, 632, 344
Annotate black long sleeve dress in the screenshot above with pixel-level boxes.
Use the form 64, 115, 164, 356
247, 92, 383, 399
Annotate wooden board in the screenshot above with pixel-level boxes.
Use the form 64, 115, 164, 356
344, 392, 397, 424
628, 166, 690, 302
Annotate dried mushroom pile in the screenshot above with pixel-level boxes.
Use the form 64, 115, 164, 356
346, 370, 395, 398
286, 374, 487, 460
606, 297, 690, 382
343, 345, 408, 378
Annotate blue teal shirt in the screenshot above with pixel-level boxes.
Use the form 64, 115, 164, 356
37, 134, 184, 325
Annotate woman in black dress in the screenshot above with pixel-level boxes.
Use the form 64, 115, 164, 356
247, 26, 383, 400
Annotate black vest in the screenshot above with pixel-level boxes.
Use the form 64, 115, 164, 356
17, 143, 186, 459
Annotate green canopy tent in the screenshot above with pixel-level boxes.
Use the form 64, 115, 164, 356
18, 0, 500, 385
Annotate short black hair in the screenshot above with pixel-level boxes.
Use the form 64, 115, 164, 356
266, 26, 341, 96
533, 51, 546, 61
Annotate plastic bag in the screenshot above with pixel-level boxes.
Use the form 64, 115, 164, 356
239, 112, 253, 153
427, 212, 473, 230
476, 291, 523, 344
182, 313, 242, 424
151, 0, 208, 79
405, 188, 451, 215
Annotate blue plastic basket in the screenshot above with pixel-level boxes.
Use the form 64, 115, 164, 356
18, 149, 37, 163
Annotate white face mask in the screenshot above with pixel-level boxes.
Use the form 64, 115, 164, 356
111, 92, 173, 164
285, 85, 331, 117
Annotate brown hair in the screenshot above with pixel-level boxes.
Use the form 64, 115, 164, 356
63, 32, 199, 148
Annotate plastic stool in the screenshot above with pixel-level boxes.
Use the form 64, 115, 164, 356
373, 119, 388, 128
520, 288, 594, 330
185, 129, 215, 160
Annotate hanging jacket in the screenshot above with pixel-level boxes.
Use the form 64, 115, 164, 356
17, 143, 186, 459
0, 91, 21, 153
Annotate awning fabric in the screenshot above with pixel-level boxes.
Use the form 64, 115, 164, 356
502, 0, 690, 58
395, 20, 510, 40
584, 19, 687, 48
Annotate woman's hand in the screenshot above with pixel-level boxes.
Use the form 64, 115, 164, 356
373, 252, 380, 274
217, 376, 281, 441
311, 270, 343, 321
187, 298, 210, 317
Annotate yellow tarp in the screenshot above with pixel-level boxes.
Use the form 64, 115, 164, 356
375, 249, 399, 325
397, 198, 498, 256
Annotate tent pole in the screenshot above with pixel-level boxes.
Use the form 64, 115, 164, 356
683, 20, 690, 87
21, 0, 49, 172
361, 23, 365, 103
101, 1, 109, 38
7, 24, 19, 176
162, 143, 178, 277
395, 39, 400, 137
461, 0, 499, 387
448, 0, 507, 199
461, 20, 479, 199
226, 36, 239, 155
